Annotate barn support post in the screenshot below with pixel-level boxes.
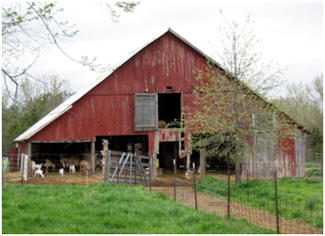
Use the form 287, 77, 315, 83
185, 152, 191, 176
27, 156, 32, 178
17, 145, 21, 170
91, 139, 96, 175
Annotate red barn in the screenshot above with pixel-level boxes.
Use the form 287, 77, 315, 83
14, 28, 307, 178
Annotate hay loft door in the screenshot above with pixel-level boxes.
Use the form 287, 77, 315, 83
134, 93, 158, 131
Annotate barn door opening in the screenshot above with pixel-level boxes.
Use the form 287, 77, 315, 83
158, 93, 181, 128
158, 141, 179, 170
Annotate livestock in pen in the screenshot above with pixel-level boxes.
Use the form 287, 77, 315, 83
13, 28, 308, 180
34, 169, 44, 178
44, 159, 55, 173
59, 168, 64, 177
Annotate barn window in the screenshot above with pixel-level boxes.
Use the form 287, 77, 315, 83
158, 93, 181, 128
134, 93, 158, 131
252, 113, 277, 130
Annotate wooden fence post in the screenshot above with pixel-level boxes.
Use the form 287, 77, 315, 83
274, 169, 280, 234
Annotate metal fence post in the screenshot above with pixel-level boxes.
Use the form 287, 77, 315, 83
227, 157, 230, 219
149, 156, 152, 191
134, 154, 137, 186
246, 170, 250, 197
86, 165, 89, 186
193, 162, 198, 210
117, 155, 120, 184
274, 169, 280, 234
173, 158, 176, 201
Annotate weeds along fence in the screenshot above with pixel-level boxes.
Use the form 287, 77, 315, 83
168, 161, 323, 234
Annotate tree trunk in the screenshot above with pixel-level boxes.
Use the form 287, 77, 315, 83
235, 158, 242, 184
199, 149, 206, 179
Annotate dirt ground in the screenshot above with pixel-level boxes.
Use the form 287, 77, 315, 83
151, 186, 322, 234
3, 170, 322, 234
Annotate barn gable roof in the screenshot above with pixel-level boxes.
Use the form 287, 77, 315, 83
14, 28, 307, 142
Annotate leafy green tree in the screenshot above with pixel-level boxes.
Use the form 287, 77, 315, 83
273, 75, 323, 160
2, 75, 73, 153
184, 14, 285, 183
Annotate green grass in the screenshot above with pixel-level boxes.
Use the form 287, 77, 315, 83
306, 168, 323, 176
197, 176, 323, 228
2, 183, 273, 234
305, 162, 321, 168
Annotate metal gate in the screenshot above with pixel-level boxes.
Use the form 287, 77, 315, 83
103, 150, 154, 186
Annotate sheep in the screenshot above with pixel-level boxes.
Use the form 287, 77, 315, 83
69, 165, 76, 174
59, 168, 64, 177
44, 159, 55, 173
34, 169, 44, 178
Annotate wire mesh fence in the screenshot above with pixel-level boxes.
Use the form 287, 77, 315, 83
154, 160, 323, 234
2, 153, 323, 234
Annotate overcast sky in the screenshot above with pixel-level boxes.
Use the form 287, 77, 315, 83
21, 0, 324, 96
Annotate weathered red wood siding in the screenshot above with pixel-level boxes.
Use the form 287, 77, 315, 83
23, 31, 300, 175
27, 32, 206, 156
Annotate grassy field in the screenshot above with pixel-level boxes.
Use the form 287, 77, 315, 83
304, 162, 321, 168
197, 176, 323, 228
2, 183, 273, 234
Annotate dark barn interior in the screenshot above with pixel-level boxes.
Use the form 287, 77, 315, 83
158, 93, 181, 127
158, 141, 179, 169
95, 135, 148, 155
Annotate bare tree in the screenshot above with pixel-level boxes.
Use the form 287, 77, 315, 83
2, 1, 139, 103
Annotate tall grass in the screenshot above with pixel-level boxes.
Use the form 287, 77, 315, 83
197, 177, 323, 228
2, 183, 273, 234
